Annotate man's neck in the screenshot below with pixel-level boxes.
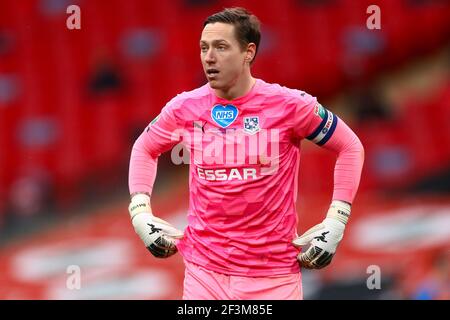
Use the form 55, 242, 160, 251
214, 74, 256, 101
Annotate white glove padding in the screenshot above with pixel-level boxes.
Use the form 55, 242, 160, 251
129, 194, 184, 258
292, 200, 351, 269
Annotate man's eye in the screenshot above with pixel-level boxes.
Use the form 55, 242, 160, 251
201, 47, 208, 52
218, 46, 226, 50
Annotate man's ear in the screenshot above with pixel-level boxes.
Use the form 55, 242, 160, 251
246, 43, 257, 63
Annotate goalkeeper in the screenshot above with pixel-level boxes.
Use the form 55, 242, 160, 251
128, 7, 364, 300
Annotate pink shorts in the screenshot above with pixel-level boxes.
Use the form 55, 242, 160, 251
182, 261, 303, 300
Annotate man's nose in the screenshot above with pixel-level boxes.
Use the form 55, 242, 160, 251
205, 49, 216, 63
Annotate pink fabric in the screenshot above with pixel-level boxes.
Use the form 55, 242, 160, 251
128, 79, 364, 276
324, 119, 364, 202
182, 260, 302, 300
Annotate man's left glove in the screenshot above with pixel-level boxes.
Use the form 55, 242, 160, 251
128, 194, 184, 258
292, 200, 351, 269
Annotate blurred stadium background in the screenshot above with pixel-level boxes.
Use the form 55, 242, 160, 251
0, 0, 449, 300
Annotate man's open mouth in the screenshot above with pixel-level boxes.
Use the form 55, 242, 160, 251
206, 69, 220, 76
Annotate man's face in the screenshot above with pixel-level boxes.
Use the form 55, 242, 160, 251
200, 22, 248, 92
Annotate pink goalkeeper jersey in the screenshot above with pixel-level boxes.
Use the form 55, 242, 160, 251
129, 79, 364, 276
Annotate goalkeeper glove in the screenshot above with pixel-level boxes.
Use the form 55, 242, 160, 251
128, 194, 184, 258
292, 200, 351, 269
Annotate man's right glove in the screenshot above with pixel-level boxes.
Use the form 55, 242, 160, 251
128, 194, 184, 258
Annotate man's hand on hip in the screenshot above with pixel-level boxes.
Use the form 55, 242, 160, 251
128, 194, 184, 258
292, 200, 351, 269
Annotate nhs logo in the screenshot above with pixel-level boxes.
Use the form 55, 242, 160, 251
216, 111, 234, 119
211, 104, 239, 128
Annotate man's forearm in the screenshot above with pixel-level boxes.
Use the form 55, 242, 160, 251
322, 119, 364, 204
128, 133, 159, 197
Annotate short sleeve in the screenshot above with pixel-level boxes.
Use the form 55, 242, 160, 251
292, 92, 338, 146
141, 98, 184, 158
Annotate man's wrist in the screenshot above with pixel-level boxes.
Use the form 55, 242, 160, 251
129, 193, 152, 219
327, 200, 351, 225
130, 192, 151, 200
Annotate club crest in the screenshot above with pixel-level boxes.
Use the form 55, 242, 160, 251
244, 116, 260, 134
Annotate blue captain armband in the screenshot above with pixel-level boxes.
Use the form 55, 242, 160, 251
306, 108, 338, 146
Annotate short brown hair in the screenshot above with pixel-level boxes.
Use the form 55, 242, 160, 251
203, 7, 261, 64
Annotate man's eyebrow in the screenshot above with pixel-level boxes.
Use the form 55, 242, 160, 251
200, 39, 229, 45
